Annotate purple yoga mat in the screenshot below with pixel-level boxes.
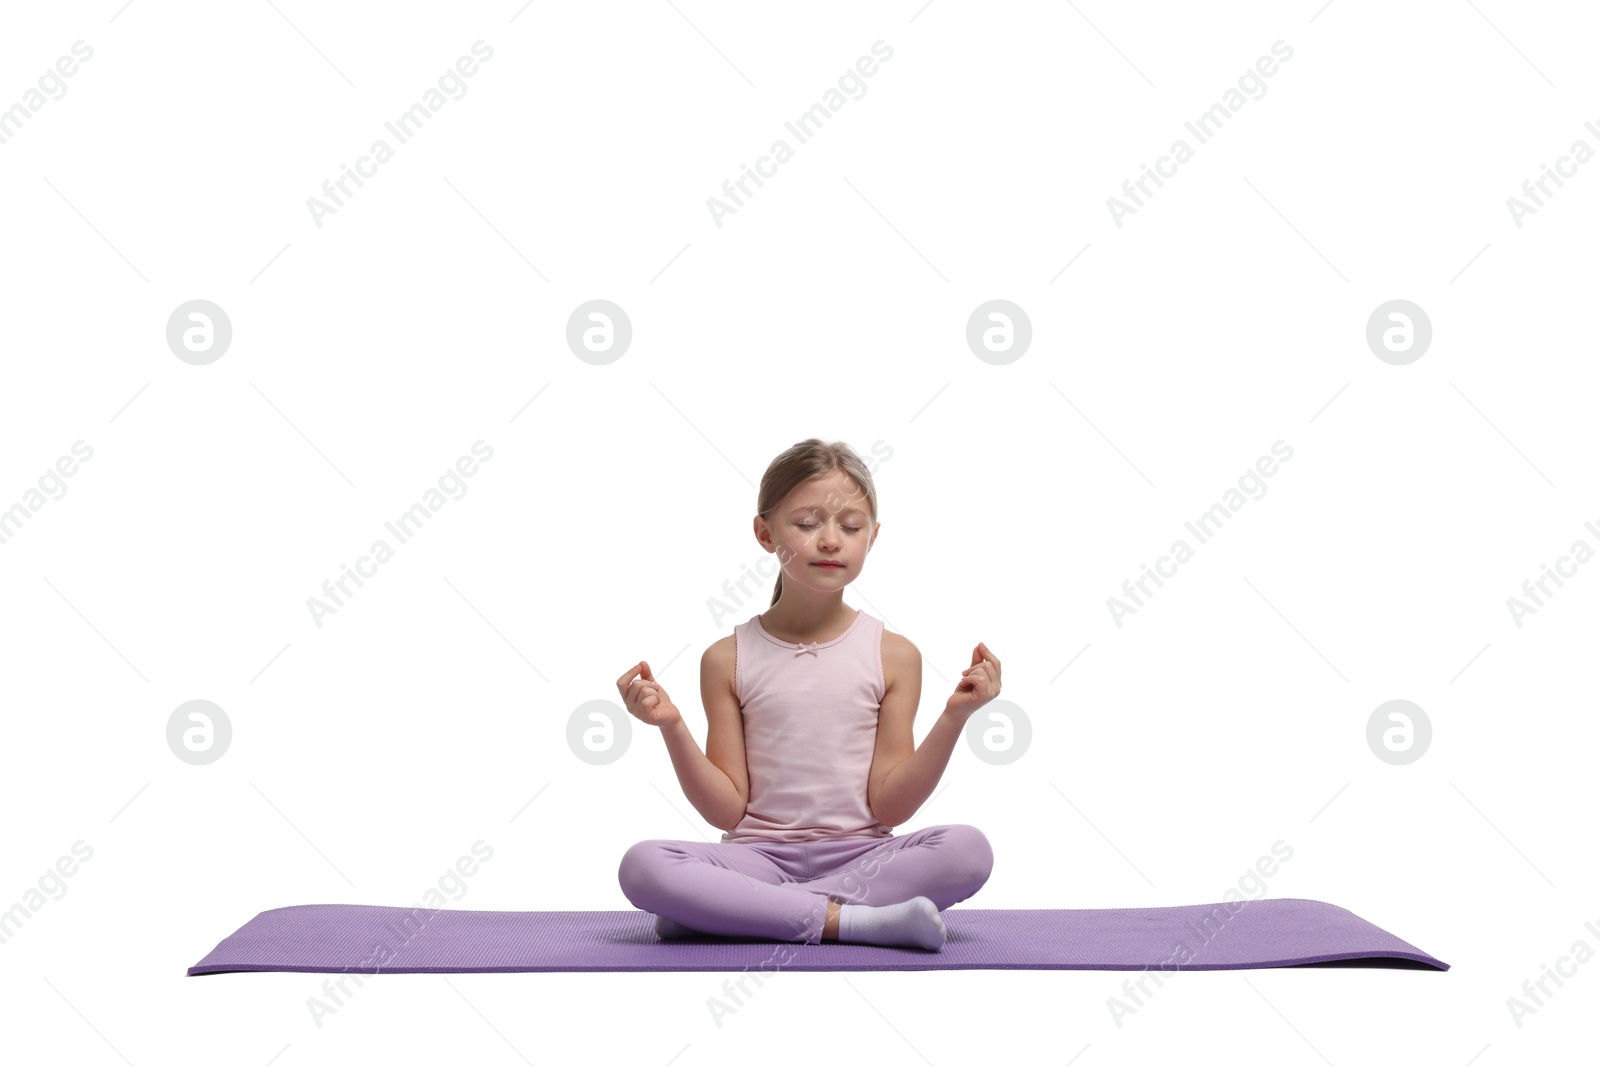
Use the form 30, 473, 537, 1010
187, 897, 1447, 975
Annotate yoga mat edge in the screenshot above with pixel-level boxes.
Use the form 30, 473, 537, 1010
187, 897, 1448, 975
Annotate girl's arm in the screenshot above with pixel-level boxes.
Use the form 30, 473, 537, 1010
871, 637, 1002, 826
658, 639, 748, 831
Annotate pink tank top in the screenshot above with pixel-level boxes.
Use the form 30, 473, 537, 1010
722, 607, 894, 844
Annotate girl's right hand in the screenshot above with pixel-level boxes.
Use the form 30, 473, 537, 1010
617, 660, 682, 728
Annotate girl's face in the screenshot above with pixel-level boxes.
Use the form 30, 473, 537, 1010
760, 470, 878, 590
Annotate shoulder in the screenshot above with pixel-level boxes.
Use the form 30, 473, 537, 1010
702, 633, 736, 679
880, 628, 920, 689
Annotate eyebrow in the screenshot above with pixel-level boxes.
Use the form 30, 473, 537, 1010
789, 504, 868, 517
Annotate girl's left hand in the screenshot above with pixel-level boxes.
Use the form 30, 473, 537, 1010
945, 642, 1001, 721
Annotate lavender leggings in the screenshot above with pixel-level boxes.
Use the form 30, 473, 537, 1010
617, 823, 994, 945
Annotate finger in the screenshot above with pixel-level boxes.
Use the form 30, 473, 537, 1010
615, 662, 644, 690
978, 643, 1001, 680
641, 661, 656, 681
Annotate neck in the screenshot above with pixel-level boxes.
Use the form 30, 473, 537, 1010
764, 593, 851, 638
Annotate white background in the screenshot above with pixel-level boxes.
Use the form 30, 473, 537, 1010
2, 1, 1596, 1063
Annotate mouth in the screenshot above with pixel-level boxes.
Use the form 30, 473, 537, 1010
810, 562, 845, 568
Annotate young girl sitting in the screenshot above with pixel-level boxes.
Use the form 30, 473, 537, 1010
616, 438, 999, 949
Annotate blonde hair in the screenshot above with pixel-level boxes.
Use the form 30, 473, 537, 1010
756, 438, 879, 607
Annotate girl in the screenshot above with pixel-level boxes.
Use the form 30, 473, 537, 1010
615, 438, 1000, 949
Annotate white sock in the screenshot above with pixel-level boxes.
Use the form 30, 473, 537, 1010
836, 896, 946, 950
654, 913, 701, 939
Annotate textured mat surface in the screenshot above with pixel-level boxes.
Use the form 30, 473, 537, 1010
187, 897, 1447, 974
